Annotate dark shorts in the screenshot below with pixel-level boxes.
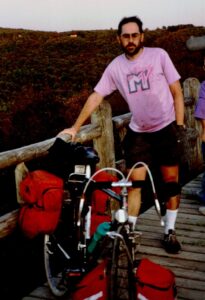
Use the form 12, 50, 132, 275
122, 122, 180, 169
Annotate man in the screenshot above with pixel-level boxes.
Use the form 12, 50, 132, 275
59, 16, 185, 254
194, 53, 205, 215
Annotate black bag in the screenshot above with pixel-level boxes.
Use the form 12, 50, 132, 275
44, 138, 99, 179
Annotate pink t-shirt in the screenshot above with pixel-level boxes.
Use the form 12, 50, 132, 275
94, 47, 180, 132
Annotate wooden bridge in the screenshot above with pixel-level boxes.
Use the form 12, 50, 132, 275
21, 173, 205, 300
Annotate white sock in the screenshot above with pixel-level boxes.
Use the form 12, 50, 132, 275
128, 216, 138, 231
164, 209, 178, 234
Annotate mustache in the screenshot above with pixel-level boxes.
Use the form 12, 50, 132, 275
126, 43, 136, 47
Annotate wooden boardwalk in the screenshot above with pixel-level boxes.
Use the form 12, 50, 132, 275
22, 174, 205, 300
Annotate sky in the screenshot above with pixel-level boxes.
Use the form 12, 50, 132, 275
0, 0, 204, 32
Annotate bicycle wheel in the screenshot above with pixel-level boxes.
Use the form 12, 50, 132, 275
44, 193, 87, 297
109, 225, 138, 300
44, 194, 76, 297
44, 233, 69, 297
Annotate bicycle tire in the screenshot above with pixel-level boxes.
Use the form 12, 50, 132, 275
44, 192, 87, 297
44, 195, 76, 297
44, 233, 69, 297
109, 225, 137, 300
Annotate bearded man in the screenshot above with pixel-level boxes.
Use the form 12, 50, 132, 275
59, 16, 185, 254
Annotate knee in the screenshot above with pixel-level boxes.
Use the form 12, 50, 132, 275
162, 181, 181, 198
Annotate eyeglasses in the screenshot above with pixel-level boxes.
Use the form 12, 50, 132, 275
121, 32, 141, 40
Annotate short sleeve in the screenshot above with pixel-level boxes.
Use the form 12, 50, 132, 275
161, 49, 181, 85
94, 64, 117, 97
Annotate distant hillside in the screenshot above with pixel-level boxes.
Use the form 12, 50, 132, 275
0, 24, 205, 151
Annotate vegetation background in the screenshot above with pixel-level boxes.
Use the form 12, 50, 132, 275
0, 24, 205, 300
0, 24, 205, 152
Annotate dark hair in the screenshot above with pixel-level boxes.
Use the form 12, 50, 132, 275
117, 16, 144, 36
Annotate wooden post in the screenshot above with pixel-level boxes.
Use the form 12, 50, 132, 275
91, 100, 116, 168
183, 77, 203, 170
15, 162, 29, 205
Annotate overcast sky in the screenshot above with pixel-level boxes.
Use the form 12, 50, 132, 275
0, 0, 204, 32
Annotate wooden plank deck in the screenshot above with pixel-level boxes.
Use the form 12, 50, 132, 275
22, 174, 205, 300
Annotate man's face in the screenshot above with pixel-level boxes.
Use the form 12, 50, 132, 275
118, 22, 144, 58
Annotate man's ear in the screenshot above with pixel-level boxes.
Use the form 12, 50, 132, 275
140, 33, 144, 43
117, 35, 121, 44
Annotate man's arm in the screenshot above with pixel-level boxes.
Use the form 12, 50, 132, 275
58, 91, 104, 140
169, 80, 185, 126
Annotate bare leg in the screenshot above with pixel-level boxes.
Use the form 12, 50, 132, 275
160, 165, 181, 254
127, 166, 147, 216
160, 165, 180, 210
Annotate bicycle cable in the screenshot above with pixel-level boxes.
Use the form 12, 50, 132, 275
82, 167, 126, 195
126, 161, 164, 226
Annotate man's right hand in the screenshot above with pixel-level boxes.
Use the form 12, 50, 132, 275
57, 126, 77, 142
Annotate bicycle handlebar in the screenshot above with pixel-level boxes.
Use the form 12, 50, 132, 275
90, 179, 146, 189
87, 179, 164, 226
68, 163, 164, 226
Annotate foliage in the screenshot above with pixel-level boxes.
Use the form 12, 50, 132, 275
0, 25, 205, 151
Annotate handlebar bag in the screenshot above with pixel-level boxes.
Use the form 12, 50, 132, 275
136, 258, 177, 300
18, 170, 63, 238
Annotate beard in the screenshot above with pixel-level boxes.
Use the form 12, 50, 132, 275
121, 41, 143, 57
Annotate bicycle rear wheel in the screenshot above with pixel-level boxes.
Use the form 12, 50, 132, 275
44, 233, 69, 297
44, 194, 87, 297
44, 196, 76, 297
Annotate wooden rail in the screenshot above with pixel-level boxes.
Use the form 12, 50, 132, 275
0, 77, 203, 239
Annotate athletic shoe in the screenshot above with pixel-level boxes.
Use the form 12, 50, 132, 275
162, 229, 181, 254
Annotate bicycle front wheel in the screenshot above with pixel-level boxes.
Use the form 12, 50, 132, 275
44, 233, 69, 297
109, 225, 137, 300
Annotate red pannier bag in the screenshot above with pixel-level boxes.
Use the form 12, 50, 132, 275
18, 170, 64, 239
136, 258, 177, 300
90, 171, 120, 236
72, 260, 108, 300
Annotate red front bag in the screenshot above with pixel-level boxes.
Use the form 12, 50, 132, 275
136, 258, 177, 300
18, 170, 64, 239
72, 260, 108, 300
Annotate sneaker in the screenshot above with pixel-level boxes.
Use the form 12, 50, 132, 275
161, 229, 181, 254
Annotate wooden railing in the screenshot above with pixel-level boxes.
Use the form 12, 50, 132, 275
0, 77, 203, 239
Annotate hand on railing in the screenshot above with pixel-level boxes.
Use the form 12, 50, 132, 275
57, 126, 77, 142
